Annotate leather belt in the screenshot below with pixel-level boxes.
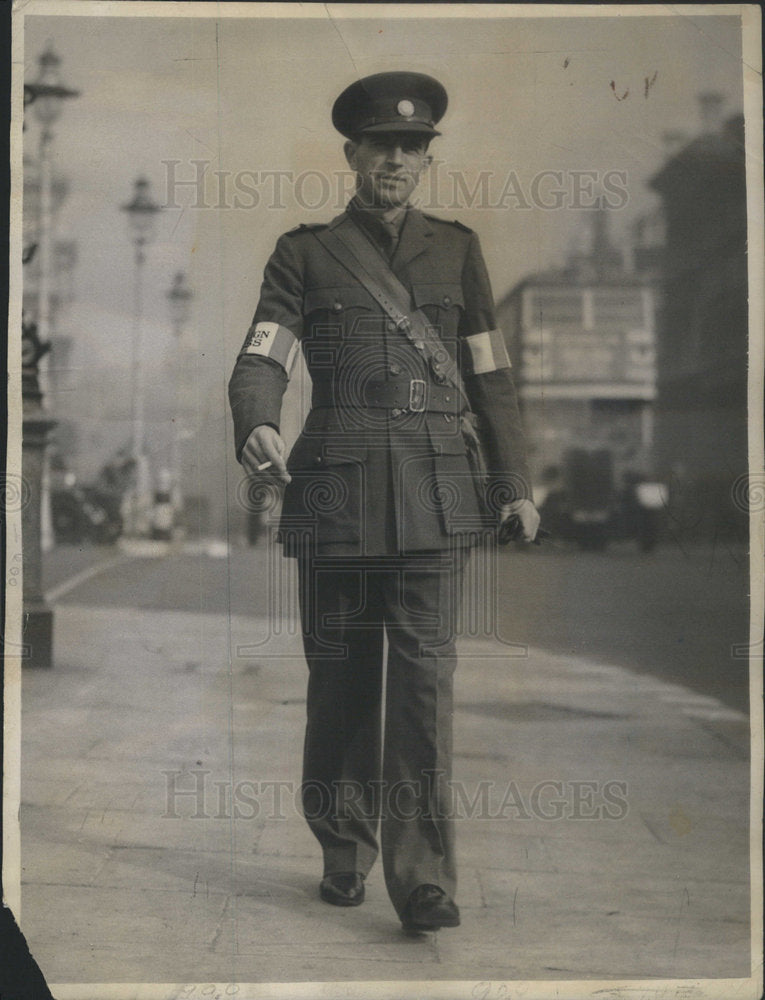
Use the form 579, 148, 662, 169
311, 378, 464, 414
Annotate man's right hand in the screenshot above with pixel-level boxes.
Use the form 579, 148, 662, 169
241, 425, 291, 484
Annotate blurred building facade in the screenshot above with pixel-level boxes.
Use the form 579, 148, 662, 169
497, 209, 658, 489
648, 93, 748, 537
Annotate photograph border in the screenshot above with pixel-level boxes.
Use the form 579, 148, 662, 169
3, 3, 763, 998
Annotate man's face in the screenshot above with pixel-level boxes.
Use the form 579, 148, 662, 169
344, 133, 432, 209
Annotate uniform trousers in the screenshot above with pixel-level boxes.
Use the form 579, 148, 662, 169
297, 546, 467, 915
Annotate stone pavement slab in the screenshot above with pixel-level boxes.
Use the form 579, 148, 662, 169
14, 602, 757, 995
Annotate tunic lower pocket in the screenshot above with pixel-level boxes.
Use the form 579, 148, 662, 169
280, 453, 367, 547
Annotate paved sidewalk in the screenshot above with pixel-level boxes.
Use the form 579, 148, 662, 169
17, 593, 756, 995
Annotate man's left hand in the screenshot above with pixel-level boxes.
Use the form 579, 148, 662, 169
501, 498, 541, 543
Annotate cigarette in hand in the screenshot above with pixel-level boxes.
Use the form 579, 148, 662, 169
257, 460, 273, 471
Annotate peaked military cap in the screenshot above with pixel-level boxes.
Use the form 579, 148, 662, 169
332, 71, 448, 139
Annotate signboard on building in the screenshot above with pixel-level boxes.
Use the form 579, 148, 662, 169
522, 326, 655, 387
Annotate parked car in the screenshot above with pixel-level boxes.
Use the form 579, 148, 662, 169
539, 449, 615, 550
51, 482, 123, 545
538, 450, 666, 551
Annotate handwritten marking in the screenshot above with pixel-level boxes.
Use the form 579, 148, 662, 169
610, 80, 630, 101
644, 70, 658, 98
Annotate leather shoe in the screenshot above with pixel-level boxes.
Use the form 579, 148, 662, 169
400, 884, 460, 931
319, 872, 365, 906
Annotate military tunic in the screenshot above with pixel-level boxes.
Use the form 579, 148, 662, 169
229, 204, 531, 556
228, 202, 532, 916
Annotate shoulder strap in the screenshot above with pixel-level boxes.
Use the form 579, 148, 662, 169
313, 220, 472, 409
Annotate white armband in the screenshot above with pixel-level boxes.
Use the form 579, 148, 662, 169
465, 329, 511, 374
243, 321, 299, 373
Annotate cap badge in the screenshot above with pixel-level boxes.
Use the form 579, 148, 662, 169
397, 99, 415, 118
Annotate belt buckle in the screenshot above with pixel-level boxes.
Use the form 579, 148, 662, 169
408, 379, 426, 413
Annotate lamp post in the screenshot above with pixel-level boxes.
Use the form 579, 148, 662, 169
20, 44, 78, 668
166, 272, 194, 535
26, 44, 79, 372
121, 176, 161, 536
167, 271, 194, 339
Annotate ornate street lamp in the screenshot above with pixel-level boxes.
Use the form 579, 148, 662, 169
20, 44, 78, 668
165, 273, 194, 537
121, 176, 162, 536
25, 44, 80, 124
25, 44, 79, 356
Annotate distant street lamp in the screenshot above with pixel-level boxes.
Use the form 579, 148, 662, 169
121, 176, 162, 536
166, 272, 194, 534
167, 271, 194, 337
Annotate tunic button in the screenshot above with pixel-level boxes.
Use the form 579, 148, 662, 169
444, 394, 451, 401
389, 364, 401, 375
391, 408, 402, 419
443, 295, 451, 306
386, 321, 396, 332
332, 301, 343, 312
315, 455, 323, 464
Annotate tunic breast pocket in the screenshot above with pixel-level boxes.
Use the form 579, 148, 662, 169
303, 286, 375, 336
303, 286, 387, 391
411, 282, 464, 340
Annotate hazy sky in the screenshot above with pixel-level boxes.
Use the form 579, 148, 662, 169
19, 5, 747, 489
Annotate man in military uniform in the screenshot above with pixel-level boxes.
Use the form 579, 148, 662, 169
229, 71, 540, 932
